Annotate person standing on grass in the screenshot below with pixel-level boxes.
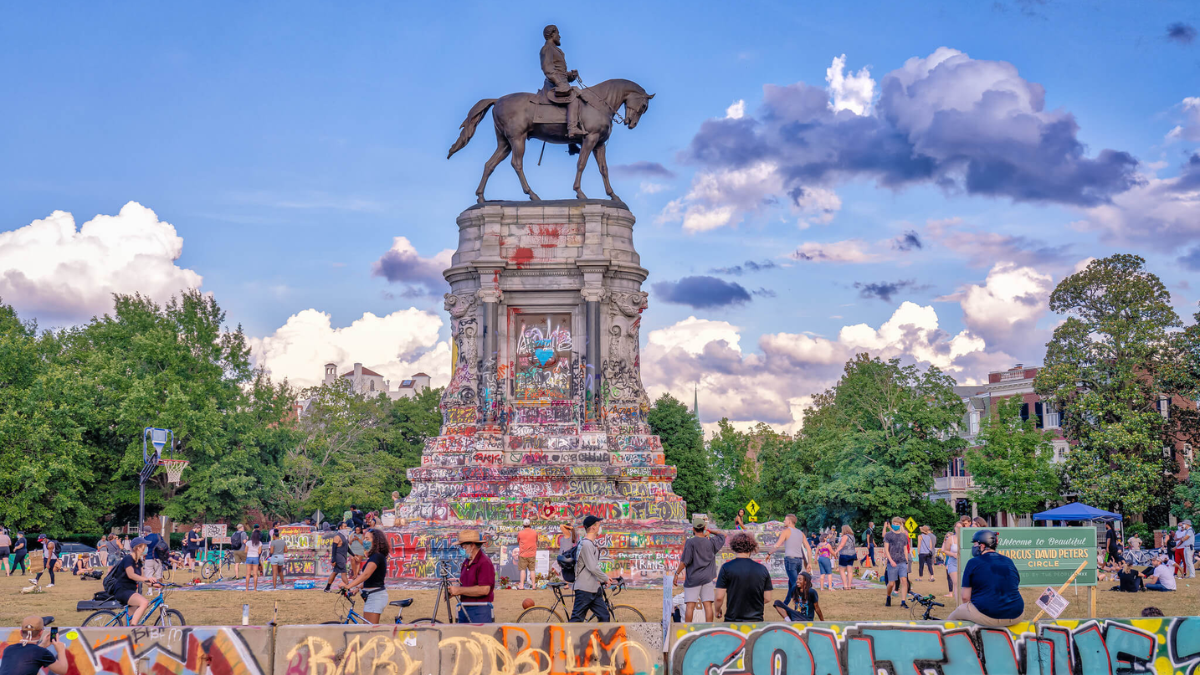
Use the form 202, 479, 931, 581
343, 528, 391, 623
861, 522, 876, 567
244, 529, 263, 592
941, 528, 960, 598
1178, 520, 1195, 579
570, 515, 611, 622
714, 532, 773, 622
673, 514, 727, 622
323, 524, 353, 593
268, 528, 288, 589
883, 517, 910, 608
34, 536, 57, 588
947, 530, 1024, 626
106, 536, 123, 569
230, 524, 247, 578
918, 525, 937, 581
768, 514, 813, 607
516, 518, 538, 590
183, 524, 202, 571
10, 532, 28, 576
3, 616, 69, 675
773, 570, 823, 621
814, 534, 834, 591
834, 525, 856, 590
0, 528, 10, 576
449, 529, 496, 623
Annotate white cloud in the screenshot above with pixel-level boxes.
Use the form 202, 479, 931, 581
659, 162, 783, 233
1166, 97, 1200, 143
923, 217, 1071, 268
826, 54, 875, 115
1073, 170, 1200, 250
0, 201, 202, 324
725, 99, 746, 120
792, 186, 842, 228
250, 308, 450, 390
647, 316, 742, 355
789, 239, 879, 263
950, 262, 1053, 354
639, 181, 668, 195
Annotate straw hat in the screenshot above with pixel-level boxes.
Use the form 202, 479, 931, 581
456, 530, 484, 545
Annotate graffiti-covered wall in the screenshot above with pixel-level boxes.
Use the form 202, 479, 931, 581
670, 618, 1200, 675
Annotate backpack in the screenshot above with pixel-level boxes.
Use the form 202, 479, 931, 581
556, 542, 580, 583
230, 531, 245, 550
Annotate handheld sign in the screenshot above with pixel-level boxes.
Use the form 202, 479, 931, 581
1036, 586, 1070, 618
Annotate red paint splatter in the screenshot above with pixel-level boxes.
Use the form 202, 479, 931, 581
511, 247, 534, 268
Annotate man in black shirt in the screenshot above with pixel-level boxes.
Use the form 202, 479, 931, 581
323, 525, 352, 593
714, 532, 773, 622
1, 616, 68, 675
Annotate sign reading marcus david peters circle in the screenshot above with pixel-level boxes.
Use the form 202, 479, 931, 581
960, 527, 1097, 587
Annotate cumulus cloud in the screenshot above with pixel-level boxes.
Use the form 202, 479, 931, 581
371, 237, 454, 295
642, 301, 999, 431
612, 161, 676, 179
853, 279, 929, 302
652, 275, 753, 309
708, 259, 779, 275
1166, 97, 1200, 143
725, 100, 746, 120
941, 262, 1053, 355
925, 217, 1071, 268
1073, 156, 1200, 250
1167, 22, 1197, 44
667, 47, 1140, 234
249, 308, 450, 390
0, 201, 202, 324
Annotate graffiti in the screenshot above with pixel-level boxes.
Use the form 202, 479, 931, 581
513, 314, 573, 401
445, 406, 477, 426
612, 452, 664, 466
617, 481, 676, 498
509, 404, 576, 425
670, 618, 1200, 675
0, 626, 270, 675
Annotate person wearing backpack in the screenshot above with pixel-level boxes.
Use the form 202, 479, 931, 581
103, 537, 160, 625
141, 528, 170, 581
569, 516, 611, 622
230, 524, 247, 577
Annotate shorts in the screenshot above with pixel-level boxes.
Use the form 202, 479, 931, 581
269, 554, 286, 566
113, 587, 137, 604
246, 557, 260, 565
886, 561, 909, 583
518, 556, 536, 572
683, 581, 715, 603
331, 558, 347, 573
184, 549, 198, 560
233, 549, 247, 563
143, 559, 163, 580
362, 588, 388, 614
818, 557, 832, 575
0, 547, 9, 558
838, 554, 856, 568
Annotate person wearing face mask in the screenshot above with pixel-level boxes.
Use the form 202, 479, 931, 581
947, 530, 1023, 626
882, 517, 911, 608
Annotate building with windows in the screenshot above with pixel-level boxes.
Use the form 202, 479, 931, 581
321, 362, 431, 401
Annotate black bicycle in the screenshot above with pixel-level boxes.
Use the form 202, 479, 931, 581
907, 591, 943, 621
517, 577, 646, 623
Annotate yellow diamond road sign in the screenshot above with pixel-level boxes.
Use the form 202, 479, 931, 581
745, 500, 760, 516
904, 517, 918, 533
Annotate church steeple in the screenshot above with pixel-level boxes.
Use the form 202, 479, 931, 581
692, 383, 701, 434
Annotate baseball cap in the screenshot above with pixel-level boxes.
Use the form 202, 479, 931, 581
582, 515, 604, 530
692, 514, 708, 529
130, 537, 149, 549
522, 518, 531, 526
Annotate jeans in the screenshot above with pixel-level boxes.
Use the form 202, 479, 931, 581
1145, 583, 1173, 592
12, 554, 26, 574
1185, 546, 1195, 578
36, 559, 56, 585
783, 556, 805, 607
456, 603, 494, 623
569, 589, 610, 622
918, 553, 934, 576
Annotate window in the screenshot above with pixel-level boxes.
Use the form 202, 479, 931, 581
369, 380, 375, 391
1185, 444, 1194, 467
1020, 402, 1030, 423
1163, 446, 1173, 458
969, 410, 980, 435
1043, 402, 1060, 429
1158, 396, 1170, 420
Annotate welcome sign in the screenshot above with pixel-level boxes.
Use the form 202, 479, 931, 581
960, 527, 1097, 587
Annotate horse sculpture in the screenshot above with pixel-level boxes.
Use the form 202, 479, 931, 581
448, 79, 654, 204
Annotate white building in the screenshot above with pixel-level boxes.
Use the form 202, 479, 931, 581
322, 362, 431, 401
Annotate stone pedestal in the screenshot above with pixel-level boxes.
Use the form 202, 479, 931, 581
391, 200, 687, 587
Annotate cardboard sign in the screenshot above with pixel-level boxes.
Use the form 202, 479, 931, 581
1036, 586, 1070, 618
535, 550, 550, 574
202, 524, 227, 539
960, 527, 1097, 587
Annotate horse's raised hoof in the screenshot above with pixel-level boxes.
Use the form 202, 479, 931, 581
575, 190, 588, 200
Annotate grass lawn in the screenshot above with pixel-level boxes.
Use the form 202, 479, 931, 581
1, 565, 1194, 626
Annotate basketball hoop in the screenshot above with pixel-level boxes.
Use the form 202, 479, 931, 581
160, 458, 189, 484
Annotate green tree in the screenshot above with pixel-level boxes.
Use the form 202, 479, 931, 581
1035, 255, 1184, 516
647, 393, 714, 515
382, 386, 444, 497
965, 396, 1061, 517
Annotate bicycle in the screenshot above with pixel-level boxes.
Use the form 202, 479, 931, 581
517, 577, 646, 623
323, 588, 414, 624
200, 550, 236, 581
907, 591, 944, 621
81, 583, 187, 627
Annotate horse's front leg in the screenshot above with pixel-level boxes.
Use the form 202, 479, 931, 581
509, 135, 540, 201
573, 134, 599, 200
593, 142, 619, 202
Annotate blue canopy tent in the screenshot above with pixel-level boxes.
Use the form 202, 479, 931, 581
1032, 503, 1122, 522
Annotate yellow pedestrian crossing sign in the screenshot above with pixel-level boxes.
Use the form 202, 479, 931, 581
745, 499, 760, 522
905, 516, 918, 540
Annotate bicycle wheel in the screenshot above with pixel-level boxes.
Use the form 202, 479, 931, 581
606, 605, 646, 622
155, 609, 186, 626
516, 606, 564, 623
201, 562, 217, 580
82, 610, 120, 627
409, 617, 442, 625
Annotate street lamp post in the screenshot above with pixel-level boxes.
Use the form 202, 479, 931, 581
139, 427, 173, 535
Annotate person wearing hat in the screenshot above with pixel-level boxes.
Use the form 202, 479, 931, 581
33, 535, 58, 588
673, 514, 726, 622
570, 515, 611, 622
516, 518, 538, 591
108, 537, 161, 625
450, 530, 495, 622
2, 616, 68, 675
947, 530, 1023, 626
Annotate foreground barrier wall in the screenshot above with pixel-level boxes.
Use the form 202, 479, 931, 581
0, 626, 272, 675
3, 618, 1197, 675
670, 618, 1200, 675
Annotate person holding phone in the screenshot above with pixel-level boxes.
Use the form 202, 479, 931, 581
1, 616, 68, 675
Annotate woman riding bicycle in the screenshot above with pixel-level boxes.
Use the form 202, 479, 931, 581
106, 537, 161, 625
343, 528, 390, 624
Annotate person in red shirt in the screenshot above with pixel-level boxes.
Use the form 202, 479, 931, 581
516, 519, 538, 590
450, 530, 495, 622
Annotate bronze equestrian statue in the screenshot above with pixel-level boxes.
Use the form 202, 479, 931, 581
448, 25, 654, 204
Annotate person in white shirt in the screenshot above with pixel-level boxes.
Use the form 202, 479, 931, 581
1145, 555, 1176, 591
1176, 520, 1195, 579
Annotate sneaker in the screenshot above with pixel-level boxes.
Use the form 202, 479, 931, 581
323, 587, 332, 593
47, 584, 54, 588
900, 601, 908, 608
885, 596, 891, 607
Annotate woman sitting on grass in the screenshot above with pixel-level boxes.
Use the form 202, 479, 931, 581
774, 571, 824, 621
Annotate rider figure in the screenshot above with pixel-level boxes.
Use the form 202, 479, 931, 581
540, 25, 584, 138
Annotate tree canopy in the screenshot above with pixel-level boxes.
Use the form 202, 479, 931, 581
965, 395, 1061, 517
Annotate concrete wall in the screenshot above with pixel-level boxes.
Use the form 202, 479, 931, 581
5, 618, 1197, 675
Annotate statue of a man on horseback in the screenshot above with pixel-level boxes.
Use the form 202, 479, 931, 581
539, 25, 584, 138
447, 25, 654, 204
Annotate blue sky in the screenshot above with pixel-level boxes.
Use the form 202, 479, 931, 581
2, 1, 1198, 430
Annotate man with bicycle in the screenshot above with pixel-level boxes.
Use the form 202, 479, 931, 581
449, 530, 495, 622
570, 515, 611, 622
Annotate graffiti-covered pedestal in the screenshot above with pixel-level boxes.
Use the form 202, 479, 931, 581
392, 200, 688, 586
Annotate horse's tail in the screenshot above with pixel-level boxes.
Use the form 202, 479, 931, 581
448, 98, 497, 159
